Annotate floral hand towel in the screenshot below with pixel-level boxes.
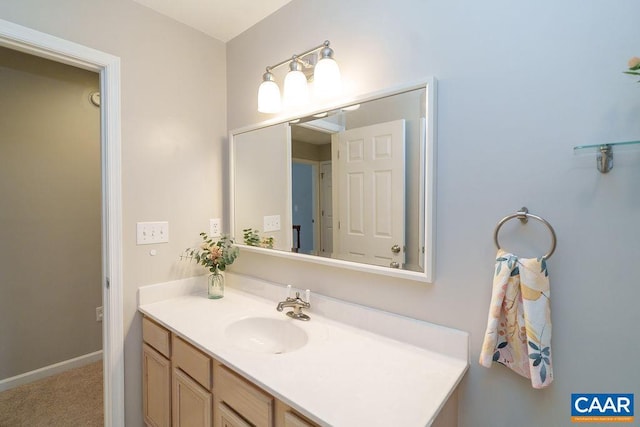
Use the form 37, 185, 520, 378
479, 250, 553, 388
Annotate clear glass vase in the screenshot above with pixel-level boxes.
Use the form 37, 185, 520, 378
208, 271, 224, 299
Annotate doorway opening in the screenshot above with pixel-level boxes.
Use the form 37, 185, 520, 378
0, 18, 124, 425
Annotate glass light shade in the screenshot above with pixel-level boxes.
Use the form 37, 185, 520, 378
314, 57, 341, 99
283, 70, 309, 108
258, 79, 282, 113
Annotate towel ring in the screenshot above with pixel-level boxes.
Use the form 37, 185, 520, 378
493, 207, 557, 259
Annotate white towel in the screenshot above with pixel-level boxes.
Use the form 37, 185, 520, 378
479, 250, 553, 389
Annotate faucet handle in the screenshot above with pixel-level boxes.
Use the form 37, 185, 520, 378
305, 289, 311, 304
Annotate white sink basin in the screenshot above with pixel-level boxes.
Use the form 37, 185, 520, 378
225, 317, 308, 354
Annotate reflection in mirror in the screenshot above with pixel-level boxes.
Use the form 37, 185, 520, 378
230, 80, 435, 282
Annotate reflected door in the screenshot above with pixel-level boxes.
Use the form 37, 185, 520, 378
291, 161, 317, 255
319, 161, 333, 256
333, 119, 406, 267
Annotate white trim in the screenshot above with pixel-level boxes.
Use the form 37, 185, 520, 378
0, 351, 103, 392
0, 19, 124, 426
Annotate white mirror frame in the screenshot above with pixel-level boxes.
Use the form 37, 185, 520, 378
230, 78, 436, 283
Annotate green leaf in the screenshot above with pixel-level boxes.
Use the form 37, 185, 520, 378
497, 341, 508, 349
542, 347, 550, 356
528, 341, 540, 351
533, 356, 542, 367
540, 364, 547, 383
493, 351, 500, 362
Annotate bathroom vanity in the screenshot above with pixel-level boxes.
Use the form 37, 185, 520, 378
138, 272, 468, 427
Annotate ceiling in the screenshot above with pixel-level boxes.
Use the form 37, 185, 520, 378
132, 0, 293, 42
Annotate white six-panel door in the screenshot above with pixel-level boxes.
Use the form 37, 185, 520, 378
332, 119, 405, 268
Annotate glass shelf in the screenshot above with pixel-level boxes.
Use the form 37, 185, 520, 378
573, 140, 640, 152
573, 140, 640, 173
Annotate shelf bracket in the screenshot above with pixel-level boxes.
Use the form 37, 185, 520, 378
597, 145, 613, 174
573, 140, 640, 173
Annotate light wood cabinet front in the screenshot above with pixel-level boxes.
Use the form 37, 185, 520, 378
218, 402, 253, 427
142, 343, 171, 427
215, 363, 274, 427
283, 411, 316, 427
172, 368, 212, 427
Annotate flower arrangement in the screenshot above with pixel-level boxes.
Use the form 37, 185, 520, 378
624, 56, 640, 82
242, 228, 274, 249
182, 233, 239, 274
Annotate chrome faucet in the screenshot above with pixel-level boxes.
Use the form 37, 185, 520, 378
277, 291, 311, 321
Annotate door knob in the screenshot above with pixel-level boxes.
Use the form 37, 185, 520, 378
391, 244, 401, 254
390, 261, 400, 268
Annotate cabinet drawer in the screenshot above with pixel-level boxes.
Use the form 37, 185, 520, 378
173, 335, 212, 390
143, 317, 171, 358
216, 364, 273, 427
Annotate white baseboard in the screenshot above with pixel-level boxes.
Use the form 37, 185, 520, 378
0, 350, 103, 392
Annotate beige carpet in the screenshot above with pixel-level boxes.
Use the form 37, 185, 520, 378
0, 361, 103, 427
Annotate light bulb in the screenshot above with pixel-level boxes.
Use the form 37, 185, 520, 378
283, 60, 309, 108
257, 71, 281, 113
314, 46, 341, 99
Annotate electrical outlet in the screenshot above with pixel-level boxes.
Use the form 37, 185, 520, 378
136, 221, 169, 244
209, 218, 222, 237
96, 306, 103, 322
263, 215, 281, 232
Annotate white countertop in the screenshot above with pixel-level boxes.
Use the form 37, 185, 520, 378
138, 273, 468, 427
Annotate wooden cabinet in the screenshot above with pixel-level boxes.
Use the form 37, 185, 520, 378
173, 368, 212, 427
275, 401, 319, 427
218, 402, 252, 427
142, 315, 321, 427
172, 335, 213, 426
214, 363, 274, 427
142, 318, 172, 427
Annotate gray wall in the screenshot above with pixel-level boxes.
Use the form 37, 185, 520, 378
227, 1, 640, 426
0, 1, 227, 425
0, 47, 101, 379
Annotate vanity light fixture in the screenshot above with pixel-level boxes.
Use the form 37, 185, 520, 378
257, 40, 341, 113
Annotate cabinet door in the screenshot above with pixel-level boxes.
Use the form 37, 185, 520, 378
173, 368, 212, 427
218, 402, 252, 427
283, 411, 316, 427
142, 344, 171, 427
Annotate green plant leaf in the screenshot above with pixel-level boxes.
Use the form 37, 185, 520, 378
528, 341, 540, 351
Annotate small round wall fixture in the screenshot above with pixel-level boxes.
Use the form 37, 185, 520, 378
89, 91, 101, 107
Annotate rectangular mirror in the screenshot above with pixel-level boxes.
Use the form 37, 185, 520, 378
230, 78, 436, 282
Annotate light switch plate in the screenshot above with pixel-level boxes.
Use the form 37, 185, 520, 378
263, 215, 281, 232
210, 218, 222, 237
136, 221, 169, 244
